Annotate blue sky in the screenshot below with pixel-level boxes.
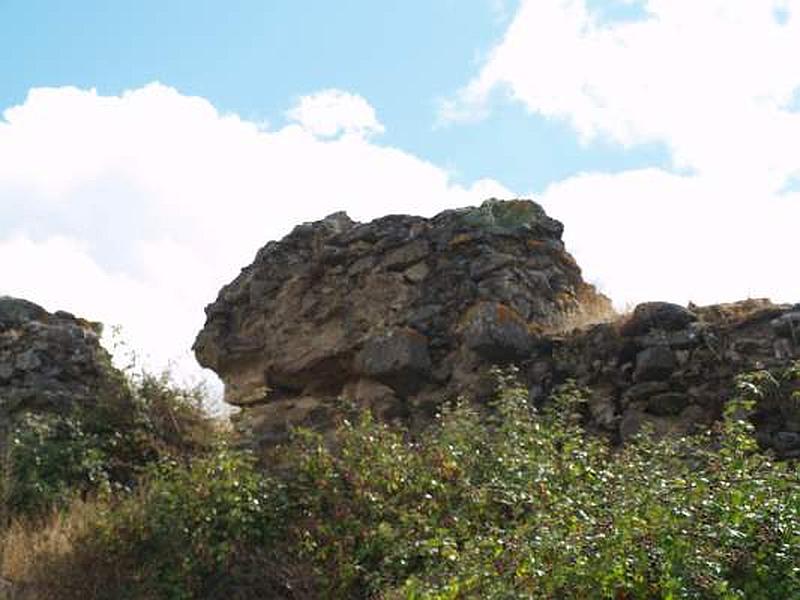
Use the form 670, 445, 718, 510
1, 0, 799, 396
0, 0, 669, 192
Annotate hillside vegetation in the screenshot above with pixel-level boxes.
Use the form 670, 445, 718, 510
2, 364, 799, 599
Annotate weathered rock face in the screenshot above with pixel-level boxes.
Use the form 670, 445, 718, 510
194, 200, 800, 457
0, 297, 127, 416
537, 299, 800, 456
194, 199, 614, 443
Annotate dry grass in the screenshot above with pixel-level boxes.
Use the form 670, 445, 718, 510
1, 495, 319, 600
1, 498, 96, 594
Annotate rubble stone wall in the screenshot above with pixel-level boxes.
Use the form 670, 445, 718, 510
193, 199, 800, 456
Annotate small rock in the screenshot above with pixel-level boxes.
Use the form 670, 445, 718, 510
646, 392, 691, 416
588, 385, 618, 430
355, 328, 432, 394
0, 577, 16, 600
621, 302, 697, 337
771, 312, 800, 338
348, 256, 375, 276
15, 349, 42, 371
0, 361, 13, 381
403, 262, 430, 283
381, 240, 430, 271
0, 295, 47, 328
619, 408, 647, 441
634, 346, 677, 382
462, 301, 532, 361
773, 431, 800, 451
469, 253, 515, 280
341, 378, 401, 419
622, 381, 671, 404
636, 328, 701, 350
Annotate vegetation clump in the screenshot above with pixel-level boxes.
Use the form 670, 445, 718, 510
5, 370, 218, 519
2, 364, 799, 599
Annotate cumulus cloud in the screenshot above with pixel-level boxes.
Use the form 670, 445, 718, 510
443, 0, 800, 309
446, 0, 800, 188
535, 169, 800, 308
0, 83, 511, 402
285, 88, 385, 138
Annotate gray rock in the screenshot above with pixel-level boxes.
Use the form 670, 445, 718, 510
636, 327, 701, 350
771, 312, 800, 338
381, 240, 430, 271
15, 349, 42, 371
0, 295, 47, 328
619, 408, 647, 441
621, 302, 697, 337
403, 262, 430, 283
0, 296, 129, 417
354, 328, 432, 393
0, 361, 13, 381
469, 253, 515, 280
634, 346, 677, 382
773, 431, 800, 452
646, 392, 691, 416
462, 302, 533, 361
622, 381, 671, 404
588, 385, 618, 430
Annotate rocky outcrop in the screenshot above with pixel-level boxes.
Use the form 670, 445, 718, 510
0, 297, 127, 416
194, 200, 800, 457
536, 299, 800, 456
193, 199, 613, 446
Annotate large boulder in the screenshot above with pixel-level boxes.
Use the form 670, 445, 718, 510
620, 302, 697, 337
194, 199, 614, 443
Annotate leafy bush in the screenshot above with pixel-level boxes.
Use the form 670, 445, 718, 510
5, 364, 799, 599
14, 447, 316, 600
6, 369, 218, 518
278, 367, 800, 598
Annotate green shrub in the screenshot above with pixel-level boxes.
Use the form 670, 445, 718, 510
27, 446, 316, 600
6, 369, 218, 519
279, 367, 799, 599
8, 363, 800, 599
87, 447, 305, 599
8, 412, 115, 515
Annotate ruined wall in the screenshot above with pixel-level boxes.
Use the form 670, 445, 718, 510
532, 299, 800, 456
194, 199, 614, 446
194, 199, 799, 456
0, 297, 128, 416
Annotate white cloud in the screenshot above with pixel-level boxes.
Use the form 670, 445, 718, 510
285, 88, 385, 138
0, 83, 511, 405
442, 0, 800, 310
447, 0, 800, 189
536, 168, 800, 308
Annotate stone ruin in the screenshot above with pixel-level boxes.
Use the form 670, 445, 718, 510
0, 199, 797, 459
194, 199, 800, 456
0, 297, 127, 417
